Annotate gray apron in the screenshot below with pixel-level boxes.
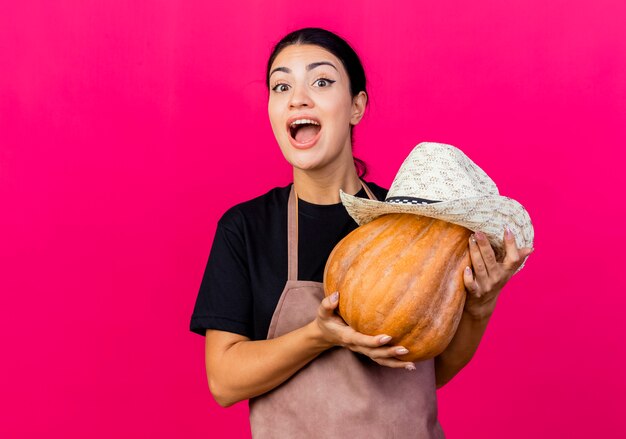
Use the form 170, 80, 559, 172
249, 181, 445, 438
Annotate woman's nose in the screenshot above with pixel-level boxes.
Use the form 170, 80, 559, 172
288, 84, 314, 108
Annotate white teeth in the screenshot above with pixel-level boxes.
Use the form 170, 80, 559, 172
290, 118, 320, 127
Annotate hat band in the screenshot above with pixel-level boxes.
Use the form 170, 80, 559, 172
386, 196, 441, 205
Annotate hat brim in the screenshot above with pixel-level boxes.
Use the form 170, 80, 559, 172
339, 189, 535, 275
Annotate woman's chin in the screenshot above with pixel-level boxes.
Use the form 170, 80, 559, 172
289, 158, 324, 172
280, 136, 350, 172
281, 143, 322, 168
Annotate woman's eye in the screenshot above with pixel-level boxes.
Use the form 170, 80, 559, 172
272, 83, 289, 93
315, 78, 336, 87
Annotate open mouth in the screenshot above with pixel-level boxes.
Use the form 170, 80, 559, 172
288, 119, 322, 144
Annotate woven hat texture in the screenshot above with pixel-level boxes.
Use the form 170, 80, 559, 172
340, 142, 534, 274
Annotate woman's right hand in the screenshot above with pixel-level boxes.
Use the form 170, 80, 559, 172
314, 291, 416, 370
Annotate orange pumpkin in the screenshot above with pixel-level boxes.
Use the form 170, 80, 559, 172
323, 213, 473, 362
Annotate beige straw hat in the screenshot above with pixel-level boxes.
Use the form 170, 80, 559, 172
340, 142, 535, 274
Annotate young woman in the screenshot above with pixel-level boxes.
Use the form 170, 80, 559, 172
190, 27, 532, 438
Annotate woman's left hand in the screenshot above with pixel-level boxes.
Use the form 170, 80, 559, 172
463, 226, 534, 320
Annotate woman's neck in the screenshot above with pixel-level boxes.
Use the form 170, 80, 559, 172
293, 162, 362, 205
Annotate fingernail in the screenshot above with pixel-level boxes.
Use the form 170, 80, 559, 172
470, 234, 476, 244
405, 363, 416, 371
504, 224, 512, 239
465, 266, 471, 274
475, 231, 485, 240
379, 335, 392, 344
396, 347, 409, 355
331, 292, 339, 303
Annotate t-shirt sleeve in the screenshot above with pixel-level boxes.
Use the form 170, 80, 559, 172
189, 210, 253, 338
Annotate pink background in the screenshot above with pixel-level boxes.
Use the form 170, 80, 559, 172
1, 1, 625, 437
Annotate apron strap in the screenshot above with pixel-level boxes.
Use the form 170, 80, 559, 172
287, 185, 299, 281
360, 179, 378, 201
287, 179, 378, 281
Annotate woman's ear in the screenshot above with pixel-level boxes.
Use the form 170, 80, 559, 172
350, 91, 368, 126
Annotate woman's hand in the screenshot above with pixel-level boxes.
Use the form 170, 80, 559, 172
313, 292, 417, 370
463, 226, 534, 319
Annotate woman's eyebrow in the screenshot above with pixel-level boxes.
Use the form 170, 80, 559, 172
269, 61, 338, 78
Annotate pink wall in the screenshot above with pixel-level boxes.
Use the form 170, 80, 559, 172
1, 1, 624, 437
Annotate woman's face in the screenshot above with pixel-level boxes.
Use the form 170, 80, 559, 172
268, 44, 366, 173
